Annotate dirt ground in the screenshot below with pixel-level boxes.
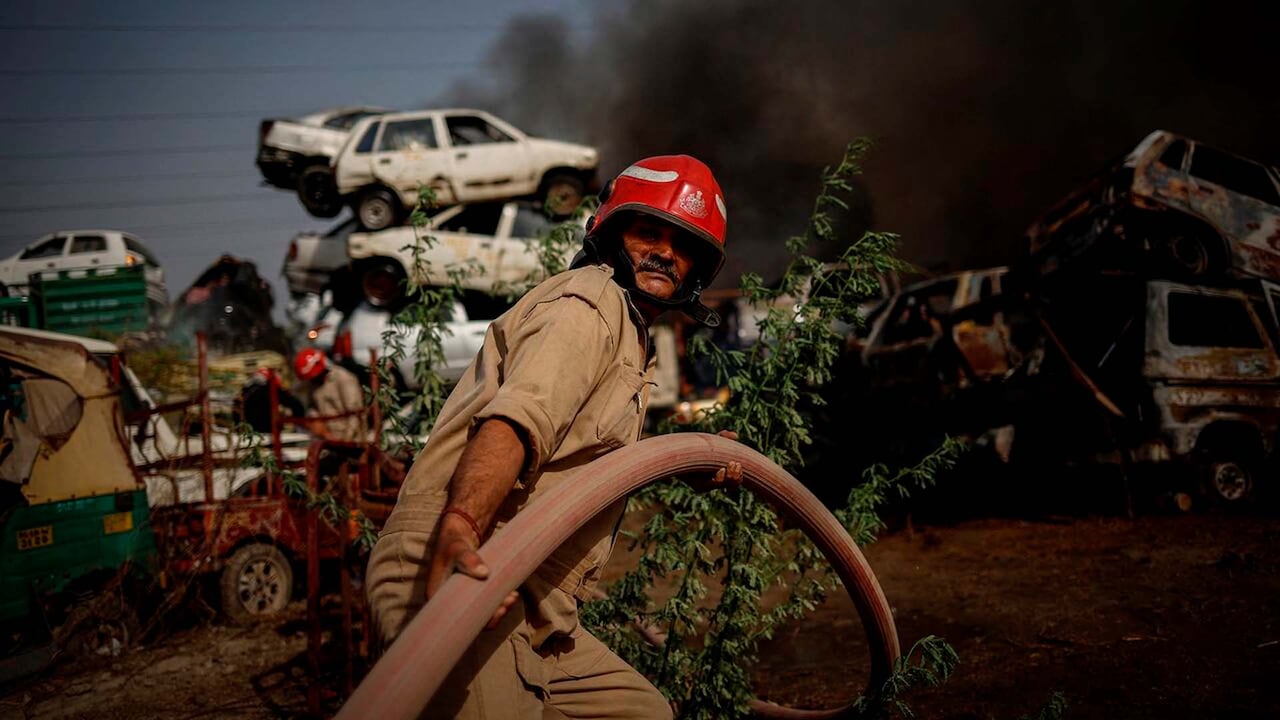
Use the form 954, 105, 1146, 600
2, 510, 1277, 719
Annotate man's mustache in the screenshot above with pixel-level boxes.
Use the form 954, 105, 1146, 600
635, 257, 679, 284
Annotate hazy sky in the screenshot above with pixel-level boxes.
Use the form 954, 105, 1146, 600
0, 0, 581, 315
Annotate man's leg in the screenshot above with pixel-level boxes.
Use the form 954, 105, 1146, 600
542, 627, 672, 720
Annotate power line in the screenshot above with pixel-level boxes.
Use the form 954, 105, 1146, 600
0, 110, 287, 124
0, 215, 335, 244
0, 170, 253, 188
0, 192, 272, 213
0, 144, 243, 160
0, 22, 560, 33
0, 63, 470, 77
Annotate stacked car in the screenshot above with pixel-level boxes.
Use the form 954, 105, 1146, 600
844, 130, 1280, 508
258, 105, 600, 389
257, 106, 599, 229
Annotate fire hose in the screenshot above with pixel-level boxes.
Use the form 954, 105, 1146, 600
337, 433, 900, 720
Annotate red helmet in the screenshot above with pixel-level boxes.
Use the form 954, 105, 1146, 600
585, 155, 728, 323
293, 348, 327, 381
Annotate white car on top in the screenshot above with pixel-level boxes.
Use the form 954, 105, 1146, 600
0, 230, 167, 308
325, 109, 598, 230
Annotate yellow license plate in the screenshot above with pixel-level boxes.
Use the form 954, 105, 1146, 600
103, 512, 134, 535
16, 525, 53, 551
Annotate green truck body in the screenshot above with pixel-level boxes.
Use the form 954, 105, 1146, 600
0, 490, 157, 624
0, 266, 150, 337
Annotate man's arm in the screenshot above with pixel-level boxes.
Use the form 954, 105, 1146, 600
425, 417, 526, 626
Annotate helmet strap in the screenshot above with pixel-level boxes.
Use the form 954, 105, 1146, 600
603, 240, 721, 327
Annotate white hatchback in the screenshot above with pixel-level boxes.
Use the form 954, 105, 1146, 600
0, 230, 167, 307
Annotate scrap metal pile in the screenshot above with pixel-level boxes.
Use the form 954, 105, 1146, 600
837, 130, 1280, 508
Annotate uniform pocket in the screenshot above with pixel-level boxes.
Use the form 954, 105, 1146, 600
510, 630, 550, 699
595, 364, 646, 449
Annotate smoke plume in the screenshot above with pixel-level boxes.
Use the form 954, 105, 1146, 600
440, 0, 1278, 287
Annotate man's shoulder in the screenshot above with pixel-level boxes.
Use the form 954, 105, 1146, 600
527, 265, 626, 313
326, 363, 359, 384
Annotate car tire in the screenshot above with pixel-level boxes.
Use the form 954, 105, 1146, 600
357, 188, 402, 232
1200, 454, 1258, 506
1162, 230, 1227, 278
297, 164, 343, 219
220, 543, 293, 623
541, 173, 586, 218
0, 282, 8, 298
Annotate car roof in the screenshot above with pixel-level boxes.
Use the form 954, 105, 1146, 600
39, 229, 127, 237
380, 108, 492, 119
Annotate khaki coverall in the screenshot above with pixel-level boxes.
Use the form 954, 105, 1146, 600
367, 265, 671, 719
309, 363, 365, 442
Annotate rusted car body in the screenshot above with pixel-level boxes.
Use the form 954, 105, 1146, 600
860, 267, 1023, 388
1026, 130, 1280, 281
855, 268, 1280, 503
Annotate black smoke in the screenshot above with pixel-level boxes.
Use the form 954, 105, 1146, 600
440, 0, 1278, 287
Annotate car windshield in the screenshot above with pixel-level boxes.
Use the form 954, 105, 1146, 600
323, 110, 384, 131
20, 236, 66, 260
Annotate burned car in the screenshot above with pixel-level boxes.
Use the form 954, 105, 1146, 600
167, 256, 289, 358
1027, 130, 1280, 281
850, 265, 1280, 506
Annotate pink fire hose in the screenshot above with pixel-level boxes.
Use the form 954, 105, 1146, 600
337, 433, 900, 720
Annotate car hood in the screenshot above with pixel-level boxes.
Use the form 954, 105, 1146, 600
526, 138, 599, 168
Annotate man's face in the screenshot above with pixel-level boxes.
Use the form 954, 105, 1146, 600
619, 215, 697, 300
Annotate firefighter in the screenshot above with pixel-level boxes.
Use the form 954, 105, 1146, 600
236, 367, 305, 434
366, 155, 741, 719
293, 348, 365, 442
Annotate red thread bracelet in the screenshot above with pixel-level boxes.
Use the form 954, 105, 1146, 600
443, 507, 484, 542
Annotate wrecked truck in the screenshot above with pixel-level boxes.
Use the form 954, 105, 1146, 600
849, 267, 1280, 505
1026, 130, 1280, 281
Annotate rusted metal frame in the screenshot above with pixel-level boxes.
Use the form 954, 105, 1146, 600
1037, 315, 1125, 418
339, 461, 356, 697
197, 333, 213, 504
336, 433, 900, 720
303, 436, 374, 714
122, 397, 201, 424
305, 439, 322, 716
369, 349, 382, 492
268, 372, 282, 498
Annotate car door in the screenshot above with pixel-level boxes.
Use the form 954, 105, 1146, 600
1184, 142, 1280, 277
66, 233, 112, 270
370, 115, 452, 205
9, 234, 69, 286
433, 204, 505, 286
499, 202, 555, 286
1145, 282, 1280, 383
441, 113, 532, 202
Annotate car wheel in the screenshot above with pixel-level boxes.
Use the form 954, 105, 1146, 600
1201, 456, 1257, 506
220, 543, 293, 622
1162, 231, 1226, 278
541, 173, 585, 218
297, 165, 343, 219
357, 188, 402, 232
360, 259, 407, 308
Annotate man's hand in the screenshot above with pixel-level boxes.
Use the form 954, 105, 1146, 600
425, 512, 519, 630
697, 430, 743, 491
